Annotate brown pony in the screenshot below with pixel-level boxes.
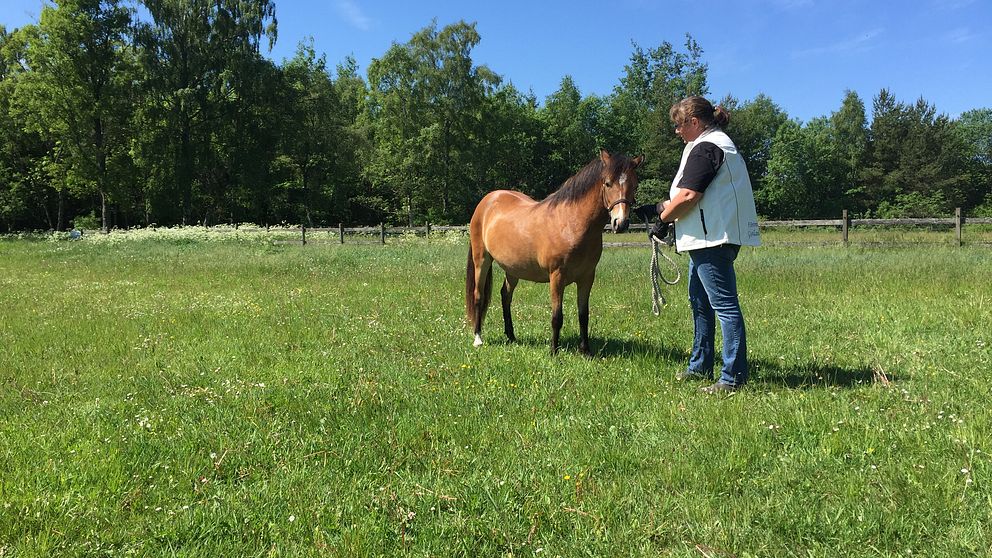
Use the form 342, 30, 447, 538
465, 150, 643, 355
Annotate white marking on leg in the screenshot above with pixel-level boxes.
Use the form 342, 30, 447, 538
473, 334, 483, 347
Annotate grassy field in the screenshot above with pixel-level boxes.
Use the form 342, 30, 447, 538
1, 231, 990, 557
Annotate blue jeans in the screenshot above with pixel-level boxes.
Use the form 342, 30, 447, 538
686, 244, 748, 386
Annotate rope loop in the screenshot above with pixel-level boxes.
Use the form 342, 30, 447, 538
649, 234, 681, 315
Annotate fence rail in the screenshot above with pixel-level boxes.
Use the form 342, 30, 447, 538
71, 209, 991, 246
301, 209, 990, 247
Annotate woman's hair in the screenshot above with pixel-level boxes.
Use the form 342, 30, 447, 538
670, 96, 730, 128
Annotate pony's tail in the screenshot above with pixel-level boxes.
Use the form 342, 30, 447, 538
465, 245, 492, 326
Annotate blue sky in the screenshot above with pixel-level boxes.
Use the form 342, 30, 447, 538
3, 0, 990, 122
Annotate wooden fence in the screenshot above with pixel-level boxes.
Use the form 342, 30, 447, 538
272, 223, 470, 245
289, 209, 992, 247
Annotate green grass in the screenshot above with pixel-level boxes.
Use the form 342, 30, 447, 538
1, 233, 990, 557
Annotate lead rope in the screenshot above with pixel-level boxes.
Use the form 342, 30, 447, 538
649, 233, 681, 315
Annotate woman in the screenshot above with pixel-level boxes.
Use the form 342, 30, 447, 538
658, 96, 761, 394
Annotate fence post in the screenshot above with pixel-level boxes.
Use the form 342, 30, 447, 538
339, 223, 344, 244
301, 225, 307, 246
426, 222, 431, 240
955, 207, 962, 247
842, 209, 849, 246
380, 222, 386, 245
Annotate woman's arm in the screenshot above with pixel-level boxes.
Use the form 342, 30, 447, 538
659, 188, 702, 223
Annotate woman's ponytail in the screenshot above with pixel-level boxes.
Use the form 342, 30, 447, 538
713, 105, 730, 127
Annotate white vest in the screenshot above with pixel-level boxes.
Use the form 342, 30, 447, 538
669, 128, 761, 251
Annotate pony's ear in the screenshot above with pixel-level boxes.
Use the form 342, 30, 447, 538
600, 149, 611, 164
631, 154, 644, 169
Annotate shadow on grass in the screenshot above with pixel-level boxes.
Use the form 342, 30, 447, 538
494, 335, 891, 390
749, 359, 892, 390
591, 337, 689, 362
495, 334, 688, 362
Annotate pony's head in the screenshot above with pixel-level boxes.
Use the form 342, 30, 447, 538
599, 150, 644, 233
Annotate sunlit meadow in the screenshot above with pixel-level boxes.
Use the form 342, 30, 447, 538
1, 228, 990, 557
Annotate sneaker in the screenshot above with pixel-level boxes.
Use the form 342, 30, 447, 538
700, 382, 739, 394
676, 370, 710, 382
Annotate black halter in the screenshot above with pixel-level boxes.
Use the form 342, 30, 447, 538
604, 183, 630, 212
607, 197, 630, 211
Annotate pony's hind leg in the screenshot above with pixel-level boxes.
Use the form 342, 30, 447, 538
501, 275, 519, 342
472, 252, 494, 347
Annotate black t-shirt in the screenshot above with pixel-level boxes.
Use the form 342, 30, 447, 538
678, 143, 724, 193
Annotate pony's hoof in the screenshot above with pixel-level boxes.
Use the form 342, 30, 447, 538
473, 334, 484, 347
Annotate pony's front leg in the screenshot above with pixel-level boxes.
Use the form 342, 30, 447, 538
549, 271, 565, 355
576, 275, 595, 357
501, 275, 519, 343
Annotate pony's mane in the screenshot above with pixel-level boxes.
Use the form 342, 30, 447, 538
542, 154, 632, 207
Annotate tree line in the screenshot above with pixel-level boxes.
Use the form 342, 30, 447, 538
2, 0, 990, 232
